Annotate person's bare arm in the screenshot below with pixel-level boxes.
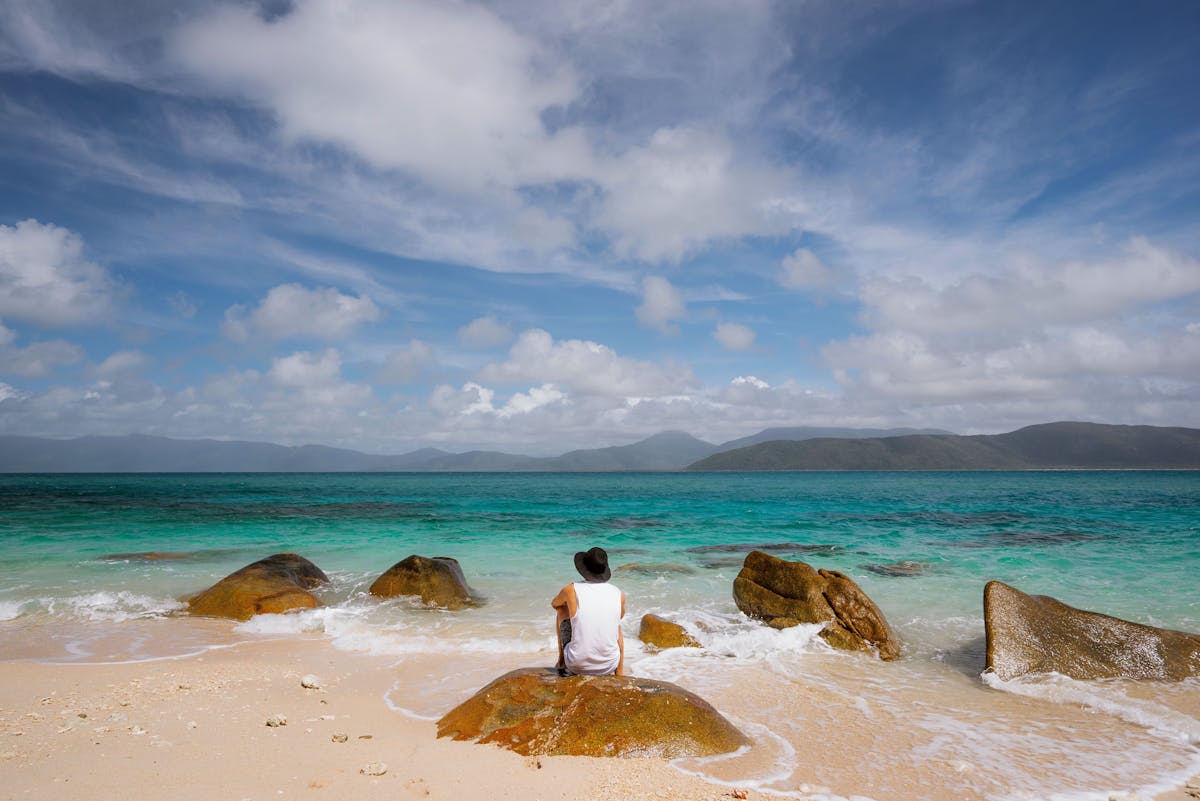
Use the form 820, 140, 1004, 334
551, 584, 578, 616
615, 628, 625, 676
615, 590, 626, 676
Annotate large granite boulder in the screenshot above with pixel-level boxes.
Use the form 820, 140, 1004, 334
185, 553, 328, 621
437, 667, 748, 758
638, 613, 700, 649
368, 555, 477, 609
733, 550, 901, 660
984, 580, 1200, 681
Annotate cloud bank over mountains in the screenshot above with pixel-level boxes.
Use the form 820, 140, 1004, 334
0, 0, 1198, 453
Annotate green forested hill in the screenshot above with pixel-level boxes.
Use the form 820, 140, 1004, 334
685, 422, 1200, 471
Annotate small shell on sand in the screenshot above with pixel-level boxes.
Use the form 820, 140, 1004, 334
360, 761, 387, 776
331, 733, 348, 743
300, 675, 322, 690
265, 715, 287, 727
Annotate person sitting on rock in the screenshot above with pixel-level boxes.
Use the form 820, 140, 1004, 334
552, 546, 625, 676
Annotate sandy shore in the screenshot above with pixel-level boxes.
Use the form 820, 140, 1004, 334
0, 637, 738, 801
1, 635, 1196, 801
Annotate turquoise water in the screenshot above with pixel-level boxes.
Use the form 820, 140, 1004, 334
1, 471, 1198, 800
2, 471, 1197, 629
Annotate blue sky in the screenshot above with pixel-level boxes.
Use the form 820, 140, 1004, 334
1, 0, 1198, 454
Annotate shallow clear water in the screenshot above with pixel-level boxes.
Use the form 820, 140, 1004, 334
1, 471, 1198, 799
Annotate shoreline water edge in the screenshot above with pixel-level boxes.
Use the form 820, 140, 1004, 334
1, 471, 1198, 800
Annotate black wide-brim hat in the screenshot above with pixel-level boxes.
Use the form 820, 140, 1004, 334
574, 546, 611, 583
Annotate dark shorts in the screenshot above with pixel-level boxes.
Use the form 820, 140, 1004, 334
557, 620, 574, 676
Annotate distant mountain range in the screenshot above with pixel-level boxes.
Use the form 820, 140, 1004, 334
0, 426, 947, 472
3, 422, 1193, 472
687, 422, 1200, 470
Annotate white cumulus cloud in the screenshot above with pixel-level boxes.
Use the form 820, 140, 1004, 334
780, 248, 836, 290
430, 381, 497, 416
222, 283, 381, 342
268, 348, 344, 388
860, 238, 1200, 335
171, 0, 584, 194
823, 238, 1200, 419
0, 219, 122, 326
497, 383, 565, 418
635, 276, 686, 335
91, 350, 151, 379
458, 316, 514, 349
595, 127, 793, 262
478, 328, 695, 398
0, 337, 84, 378
378, 340, 436, 384
714, 322, 756, 351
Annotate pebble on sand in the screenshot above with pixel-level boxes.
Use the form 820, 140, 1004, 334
300, 675, 322, 690
331, 733, 348, 743
265, 715, 287, 728
360, 761, 387, 776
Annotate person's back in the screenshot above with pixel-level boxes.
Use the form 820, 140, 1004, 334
564, 580, 623, 675
552, 546, 626, 676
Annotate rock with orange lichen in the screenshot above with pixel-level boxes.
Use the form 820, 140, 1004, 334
436, 667, 747, 758
638, 614, 700, 649
368, 555, 478, 609
184, 553, 328, 621
733, 550, 900, 660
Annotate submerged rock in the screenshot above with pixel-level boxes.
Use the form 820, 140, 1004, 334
437, 667, 747, 758
733, 550, 900, 660
983, 580, 1200, 681
185, 553, 328, 621
368, 555, 477, 609
861, 560, 931, 578
638, 614, 700, 649
698, 555, 748, 569
688, 542, 843, 556
616, 563, 697, 575
101, 551, 192, 562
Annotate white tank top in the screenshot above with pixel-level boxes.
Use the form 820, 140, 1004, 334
564, 581, 622, 676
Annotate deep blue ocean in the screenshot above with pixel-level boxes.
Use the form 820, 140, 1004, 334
1, 471, 1197, 800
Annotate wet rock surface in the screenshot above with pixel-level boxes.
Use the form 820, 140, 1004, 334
984, 580, 1200, 680
436, 667, 748, 758
638, 614, 700, 649
733, 550, 900, 660
368, 555, 478, 609
184, 552, 328, 621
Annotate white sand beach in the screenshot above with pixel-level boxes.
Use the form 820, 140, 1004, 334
0, 637, 731, 801
2, 632, 1196, 801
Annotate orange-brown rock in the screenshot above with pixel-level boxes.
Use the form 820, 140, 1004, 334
437, 667, 747, 758
368, 555, 477, 609
185, 552, 328, 621
638, 613, 700, 649
733, 550, 900, 660
984, 580, 1200, 681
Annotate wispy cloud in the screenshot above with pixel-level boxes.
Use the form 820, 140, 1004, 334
1, 1, 1198, 449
